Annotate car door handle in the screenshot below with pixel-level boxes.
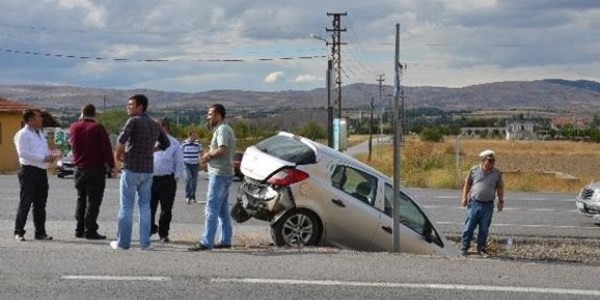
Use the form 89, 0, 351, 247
382, 226, 393, 234
331, 199, 346, 207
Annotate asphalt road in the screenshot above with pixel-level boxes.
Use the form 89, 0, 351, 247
2, 173, 600, 299
409, 188, 600, 240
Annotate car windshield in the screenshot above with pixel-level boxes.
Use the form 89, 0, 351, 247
254, 135, 316, 165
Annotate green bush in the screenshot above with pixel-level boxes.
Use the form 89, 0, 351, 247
419, 127, 444, 142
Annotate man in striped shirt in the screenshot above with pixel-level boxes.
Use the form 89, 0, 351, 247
181, 131, 202, 204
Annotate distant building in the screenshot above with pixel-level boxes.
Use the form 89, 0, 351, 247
0, 98, 60, 172
550, 116, 588, 130
505, 120, 537, 140
460, 127, 506, 138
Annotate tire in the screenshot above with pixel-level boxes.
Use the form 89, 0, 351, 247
270, 209, 322, 247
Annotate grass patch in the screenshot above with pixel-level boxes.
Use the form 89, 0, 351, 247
355, 136, 600, 193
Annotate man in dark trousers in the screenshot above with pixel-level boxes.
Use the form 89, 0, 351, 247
150, 118, 185, 243
13, 108, 58, 241
69, 104, 115, 240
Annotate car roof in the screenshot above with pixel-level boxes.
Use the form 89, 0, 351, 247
277, 131, 390, 181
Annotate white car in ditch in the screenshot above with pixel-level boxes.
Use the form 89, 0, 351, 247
231, 131, 458, 256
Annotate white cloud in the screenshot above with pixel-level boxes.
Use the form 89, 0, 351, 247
264, 71, 285, 83
55, 0, 106, 28
0, 1, 599, 91
294, 74, 322, 83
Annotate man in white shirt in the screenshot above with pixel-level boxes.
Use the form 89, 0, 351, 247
150, 118, 185, 243
13, 108, 58, 241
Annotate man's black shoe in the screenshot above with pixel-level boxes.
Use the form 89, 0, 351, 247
84, 232, 106, 240
214, 243, 232, 249
160, 236, 171, 243
188, 243, 211, 251
75, 232, 84, 238
34, 234, 53, 240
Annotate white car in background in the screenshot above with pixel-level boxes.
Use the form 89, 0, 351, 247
575, 182, 600, 220
56, 151, 75, 178
231, 131, 458, 256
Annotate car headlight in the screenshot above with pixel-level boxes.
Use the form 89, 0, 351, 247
592, 189, 600, 202
260, 186, 278, 201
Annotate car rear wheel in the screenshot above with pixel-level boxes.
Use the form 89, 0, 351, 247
271, 209, 321, 247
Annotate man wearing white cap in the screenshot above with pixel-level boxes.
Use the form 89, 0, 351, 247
460, 149, 504, 257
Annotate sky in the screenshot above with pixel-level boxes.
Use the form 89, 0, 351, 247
0, 0, 599, 93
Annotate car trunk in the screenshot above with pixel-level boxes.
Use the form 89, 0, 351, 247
240, 146, 296, 181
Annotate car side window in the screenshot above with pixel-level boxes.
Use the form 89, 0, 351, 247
384, 183, 428, 236
331, 165, 377, 206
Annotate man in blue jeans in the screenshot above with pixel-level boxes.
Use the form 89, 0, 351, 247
181, 131, 202, 204
460, 149, 504, 257
111, 94, 170, 250
189, 104, 235, 251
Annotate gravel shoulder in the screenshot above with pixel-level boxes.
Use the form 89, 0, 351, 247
446, 235, 600, 265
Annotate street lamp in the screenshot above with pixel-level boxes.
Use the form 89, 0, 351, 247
310, 34, 334, 148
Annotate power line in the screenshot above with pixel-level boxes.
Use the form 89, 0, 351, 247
345, 16, 379, 76
0, 47, 326, 63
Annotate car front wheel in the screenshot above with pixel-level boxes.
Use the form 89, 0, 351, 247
271, 209, 321, 247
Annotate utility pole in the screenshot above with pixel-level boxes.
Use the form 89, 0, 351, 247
310, 33, 334, 148
376, 74, 385, 155
368, 97, 374, 162
326, 12, 346, 119
326, 59, 334, 148
392, 23, 402, 253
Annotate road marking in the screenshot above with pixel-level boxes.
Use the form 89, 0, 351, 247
437, 221, 600, 229
429, 196, 576, 202
62, 275, 170, 281
531, 208, 555, 212
424, 205, 445, 209
210, 278, 600, 296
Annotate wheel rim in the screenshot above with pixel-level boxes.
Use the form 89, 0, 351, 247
281, 213, 314, 246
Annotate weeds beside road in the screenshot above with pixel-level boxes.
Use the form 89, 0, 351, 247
355, 136, 600, 193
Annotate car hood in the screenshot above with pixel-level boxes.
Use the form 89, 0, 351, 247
583, 182, 600, 190
240, 146, 295, 181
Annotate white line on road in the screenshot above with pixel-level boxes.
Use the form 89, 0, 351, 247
429, 196, 575, 202
436, 221, 600, 229
210, 278, 600, 297
62, 275, 171, 281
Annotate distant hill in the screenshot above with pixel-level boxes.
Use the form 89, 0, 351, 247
1, 79, 599, 113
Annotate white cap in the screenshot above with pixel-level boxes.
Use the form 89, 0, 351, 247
479, 149, 495, 158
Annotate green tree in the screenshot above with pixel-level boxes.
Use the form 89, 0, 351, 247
297, 121, 326, 140
231, 119, 250, 140
419, 126, 444, 142
96, 108, 128, 134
